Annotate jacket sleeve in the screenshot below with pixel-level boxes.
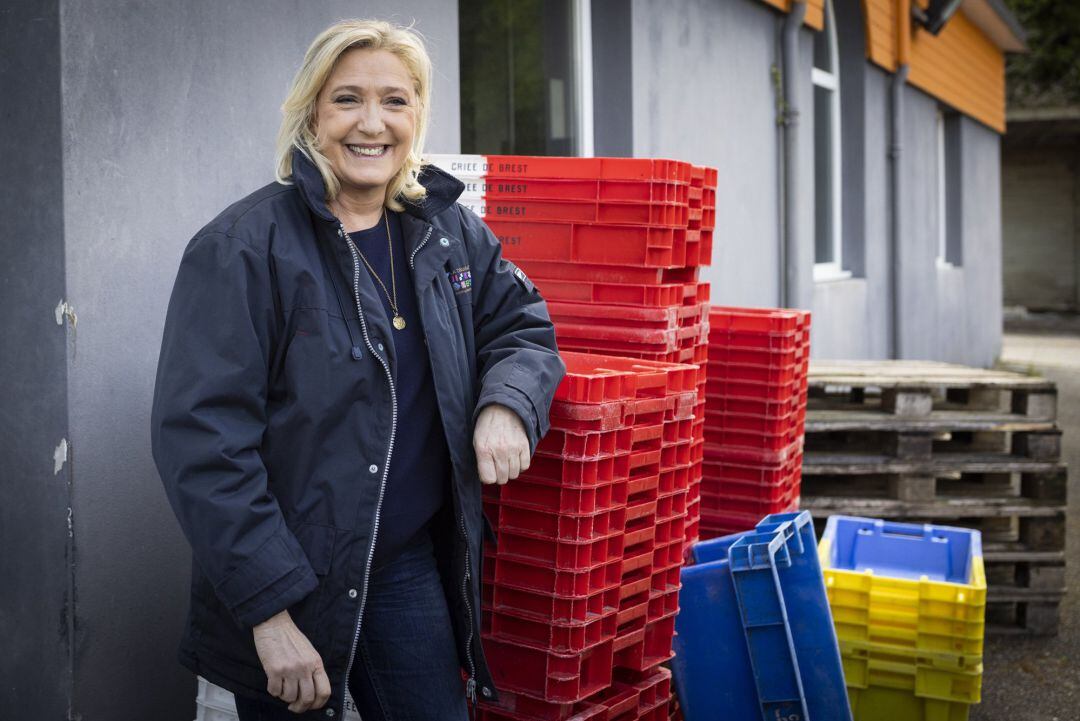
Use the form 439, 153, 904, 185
460, 206, 566, 453
150, 231, 317, 628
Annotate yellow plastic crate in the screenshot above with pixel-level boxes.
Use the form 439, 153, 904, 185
848, 686, 972, 721
820, 536, 987, 654
839, 639, 982, 703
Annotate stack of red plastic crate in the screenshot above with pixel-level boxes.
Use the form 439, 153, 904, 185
699, 307, 812, 538
427, 154, 717, 553
478, 352, 696, 721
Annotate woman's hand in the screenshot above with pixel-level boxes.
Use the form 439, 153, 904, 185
252, 610, 332, 713
473, 404, 531, 485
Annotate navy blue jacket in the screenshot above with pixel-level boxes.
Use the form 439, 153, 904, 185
150, 148, 564, 717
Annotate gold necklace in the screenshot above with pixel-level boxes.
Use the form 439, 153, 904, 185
351, 209, 406, 331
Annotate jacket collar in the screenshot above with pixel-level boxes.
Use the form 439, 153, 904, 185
290, 147, 465, 225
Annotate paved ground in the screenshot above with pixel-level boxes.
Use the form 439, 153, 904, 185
971, 329, 1080, 720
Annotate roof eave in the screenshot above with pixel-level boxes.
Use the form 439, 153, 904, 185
961, 0, 1027, 52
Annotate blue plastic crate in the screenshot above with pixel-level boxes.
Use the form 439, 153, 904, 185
820, 515, 982, 583
672, 511, 851, 721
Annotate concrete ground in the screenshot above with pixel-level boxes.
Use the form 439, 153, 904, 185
971, 328, 1080, 720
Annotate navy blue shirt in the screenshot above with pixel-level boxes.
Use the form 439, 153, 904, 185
348, 211, 450, 570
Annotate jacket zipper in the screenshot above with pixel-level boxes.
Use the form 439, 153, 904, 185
408, 226, 434, 270
337, 222, 399, 711
412, 226, 481, 704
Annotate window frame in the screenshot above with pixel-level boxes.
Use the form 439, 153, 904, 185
812, 0, 850, 282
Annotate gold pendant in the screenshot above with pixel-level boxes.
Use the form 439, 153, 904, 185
393, 315, 406, 330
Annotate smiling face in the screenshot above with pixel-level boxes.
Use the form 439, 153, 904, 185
313, 47, 418, 207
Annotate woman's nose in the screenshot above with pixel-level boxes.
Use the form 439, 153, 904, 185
355, 101, 386, 135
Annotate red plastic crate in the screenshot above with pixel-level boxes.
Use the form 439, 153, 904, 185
550, 399, 627, 432
651, 538, 685, 576
702, 404, 806, 437
655, 490, 688, 523
701, 376, 806, 404
536, 427, 634, 460
522, 454, 632, 487
489, 219, 683, 267
496, 527, 624, 571
706, 358, 809, 387
493, 555, 623, 597
701, 391, 807, 419
702, 425, 801, 454
700, 452, 802, 490
495, 502, 629, 543
657, 464, 692, 495
497, 476, 629, 515
492, 581, 620, 625
466, 197, 690, 228
549, 302, 680, 329
556, 323, 680, 353
701, 437, 803, 465
535, 278, 685, 307
613, 612, 678, 672
474, 156, 692, 182
485, 635, 615, 703
709, 306, 810, 334
647, 583, 681, 621
478, 690, 604, 721
630, 423, 664, 452
487, 605, 617, 654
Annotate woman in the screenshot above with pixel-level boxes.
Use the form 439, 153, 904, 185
151, 19, 564, 720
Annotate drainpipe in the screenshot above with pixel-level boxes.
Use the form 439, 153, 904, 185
781, 0, 808, 309
889, 0, 911, 357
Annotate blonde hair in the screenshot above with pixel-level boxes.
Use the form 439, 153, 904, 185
275, 19, 432, 211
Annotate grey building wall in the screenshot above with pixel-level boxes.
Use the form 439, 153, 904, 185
5, 3, 461, 719
0, 1, 72, 718
1002, 143, 1080, 311
627, 0, 1003, 366
630, 0, 783, 308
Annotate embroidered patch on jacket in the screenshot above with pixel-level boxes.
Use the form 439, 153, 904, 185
448, 266, 473, 294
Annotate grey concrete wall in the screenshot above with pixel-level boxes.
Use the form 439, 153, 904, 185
892, 86, 1002, 366
50, 2, 460, 719
630, 0, 783, 308
0, 1, 73, 717
938, 116, 1002, 365
1002, 144, 1079, 311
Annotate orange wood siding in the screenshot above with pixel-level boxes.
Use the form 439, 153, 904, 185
798, 0, 1007, 132
759, 0, 826, 31
908, 11, 1006, 132
863, 0, 898, 71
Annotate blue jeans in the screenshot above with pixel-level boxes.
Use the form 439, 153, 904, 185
235, 528, 470, 721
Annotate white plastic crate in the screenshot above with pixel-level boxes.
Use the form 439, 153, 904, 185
196, 677, 362, 721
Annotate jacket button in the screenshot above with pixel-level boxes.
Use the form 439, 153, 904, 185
369, 464, 378, 474
439, 237, 450, 247
481, 687, 492, 698
377, 343, 384, 352
348, 588, 358, 599
325, 709, 335, 717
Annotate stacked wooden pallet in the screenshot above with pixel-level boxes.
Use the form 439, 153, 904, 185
800, 360, 1068, 635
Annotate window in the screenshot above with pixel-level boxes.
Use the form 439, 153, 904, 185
459, 0, 593, 156
812, 0, 847, 281
937, 108, 963, 266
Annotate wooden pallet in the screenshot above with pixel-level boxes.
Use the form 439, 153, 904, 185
808, 360, 1057, 422
803, 497, 1066, 550
802, 459, 1067, 504
802, 361, 1069, 635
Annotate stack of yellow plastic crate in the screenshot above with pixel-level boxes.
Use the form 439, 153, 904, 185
817, 515, 987, 721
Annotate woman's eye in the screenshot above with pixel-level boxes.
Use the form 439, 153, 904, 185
334, 96, 357, 104
386, 97, 407, 106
